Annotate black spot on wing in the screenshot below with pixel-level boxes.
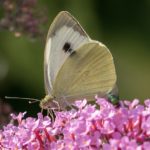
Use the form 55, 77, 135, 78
63, 42, 73, 53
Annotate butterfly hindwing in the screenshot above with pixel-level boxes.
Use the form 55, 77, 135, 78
52, 41, 117, 102
44, 11, 90, 94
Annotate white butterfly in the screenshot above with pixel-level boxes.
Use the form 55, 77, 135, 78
40, 11, 118, 110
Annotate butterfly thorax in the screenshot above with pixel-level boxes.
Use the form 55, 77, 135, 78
40, 95, 58, 110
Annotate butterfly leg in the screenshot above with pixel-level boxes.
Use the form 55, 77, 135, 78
47, 108, 55, 122
52, 100, 60, 111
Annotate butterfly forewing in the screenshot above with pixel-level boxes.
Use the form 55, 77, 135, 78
44, 11, 90, 94
52, 41, 117, 102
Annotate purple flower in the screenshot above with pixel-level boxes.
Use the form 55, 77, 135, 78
1, 98, 150, 149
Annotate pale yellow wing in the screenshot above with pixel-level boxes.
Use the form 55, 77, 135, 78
44, 11, 90, 94
52, 41, 117, 103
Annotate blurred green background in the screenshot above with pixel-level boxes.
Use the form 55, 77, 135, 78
0, 0, 150, 115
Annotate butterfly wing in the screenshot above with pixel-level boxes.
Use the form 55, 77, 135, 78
44, 11, 90, 94
52, 41, 117, 104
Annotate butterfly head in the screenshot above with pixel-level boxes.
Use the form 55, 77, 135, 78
40, 95, 59, 110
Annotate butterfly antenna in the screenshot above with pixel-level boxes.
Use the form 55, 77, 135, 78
5, 96, 40, 104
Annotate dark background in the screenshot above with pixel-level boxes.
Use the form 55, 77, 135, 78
0, 0, 150, 115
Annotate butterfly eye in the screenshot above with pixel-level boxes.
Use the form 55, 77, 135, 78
63, 42, 73, 53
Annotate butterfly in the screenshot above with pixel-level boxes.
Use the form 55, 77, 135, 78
40, 11, 118, 110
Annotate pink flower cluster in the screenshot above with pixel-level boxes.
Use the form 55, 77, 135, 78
0, 98, 150, 150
